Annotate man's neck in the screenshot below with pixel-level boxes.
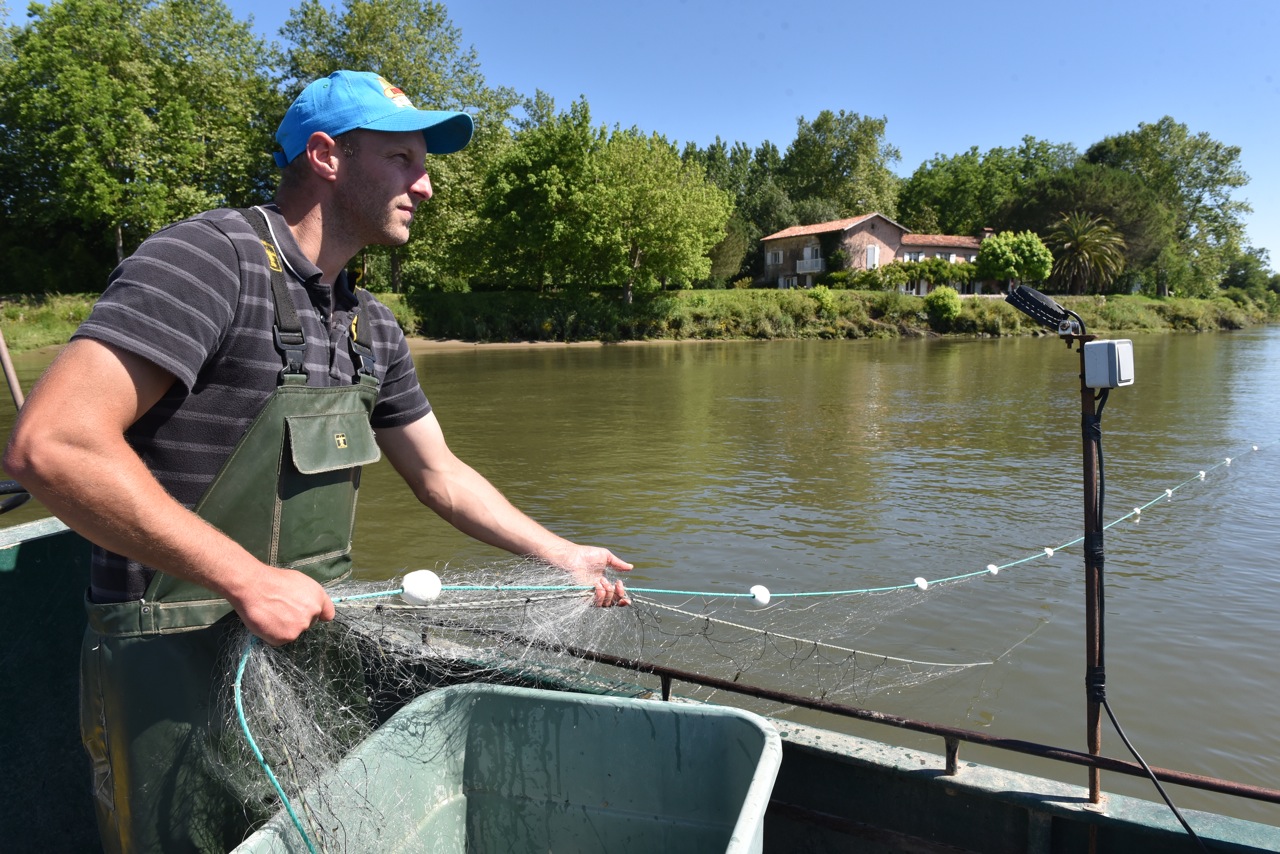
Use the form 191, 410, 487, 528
273, 199, 356, 287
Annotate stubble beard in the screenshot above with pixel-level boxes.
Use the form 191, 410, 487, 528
333, 168, 413, 249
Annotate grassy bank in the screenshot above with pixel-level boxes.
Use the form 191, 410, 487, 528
0, 294, 95, 353
405, 288, 1279, 344
3, 289, 1277, 354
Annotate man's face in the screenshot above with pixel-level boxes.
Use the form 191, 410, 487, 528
333, 129, 434, 248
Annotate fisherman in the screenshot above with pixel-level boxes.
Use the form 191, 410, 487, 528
3, 69, 631, 853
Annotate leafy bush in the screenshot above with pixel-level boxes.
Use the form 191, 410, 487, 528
870, 289, 921, 322
1154, 298, 1216, 331
923, 286, 962, 331
953, 297, 1024, 336
1090, 297, 1162, 331
809, 285, 837, 318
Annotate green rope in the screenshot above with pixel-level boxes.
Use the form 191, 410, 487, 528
234, 636, 319, 854
370, 440, 1273, 602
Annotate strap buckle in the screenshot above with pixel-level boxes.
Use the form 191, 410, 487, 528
274, 326, 308, 379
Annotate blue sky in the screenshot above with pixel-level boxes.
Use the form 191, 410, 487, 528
13, 0, 1280, 259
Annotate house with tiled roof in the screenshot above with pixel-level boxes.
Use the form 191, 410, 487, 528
759, 213, 995, 294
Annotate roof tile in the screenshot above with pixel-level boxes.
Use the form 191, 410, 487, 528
761, 214, 876, 241
900, 234, 982, 249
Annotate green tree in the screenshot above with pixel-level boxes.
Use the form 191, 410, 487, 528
0, 0, 277, 290
471, 98, 601, 290
140, 0, 282, 211
998, 161, 1176, 288
583, 129, 732, 303
976, 230, 1053, 289
684, 136, 760, 283
898, 136, 1077, 236
472, 109, 731, 302
792, 197, 842, 226
898, 146, 986, 235
1220, 246, 1273, 296
779, 110, 900, 218
1, 0, 151, 263
1085, 116, 1250, 295
515, 88, 558, 131
687, 137, 796, 282
1045, 211, 1127, 295
684, 136, 752, 206
706, 212, 754, 285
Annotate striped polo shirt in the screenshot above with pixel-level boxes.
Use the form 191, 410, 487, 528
73, 205, 431, 601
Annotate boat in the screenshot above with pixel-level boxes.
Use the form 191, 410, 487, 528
4, 514, 1278, 853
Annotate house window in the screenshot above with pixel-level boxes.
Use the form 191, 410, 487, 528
937, 252, 956, 263
904, 251, 924, 262
778, 275, 799, 289
968, 254, 978, 263
802, 244, 820, 260
765, 250, 783, 266
866, 245, 879, 270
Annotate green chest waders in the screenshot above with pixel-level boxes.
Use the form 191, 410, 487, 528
80, 209, 382, 854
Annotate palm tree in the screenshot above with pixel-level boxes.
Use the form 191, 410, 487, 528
1046, 211, 1127, 295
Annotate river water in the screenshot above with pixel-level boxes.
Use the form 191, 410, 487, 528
5, 325, 1278, 825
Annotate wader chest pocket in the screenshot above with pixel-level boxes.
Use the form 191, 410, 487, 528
285, 411, 380, 474
275, 412, 380, 568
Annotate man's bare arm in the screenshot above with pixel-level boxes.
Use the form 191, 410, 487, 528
3, 339, 333, 644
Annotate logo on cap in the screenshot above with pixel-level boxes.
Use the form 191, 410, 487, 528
378, 76, 414, 109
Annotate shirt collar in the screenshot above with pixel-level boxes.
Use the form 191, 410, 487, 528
257, 204, 357, 310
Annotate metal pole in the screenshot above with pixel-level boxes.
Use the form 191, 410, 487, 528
1079, 340, 1103, 803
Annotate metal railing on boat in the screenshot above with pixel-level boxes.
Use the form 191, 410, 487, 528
560, 642, 1280, 808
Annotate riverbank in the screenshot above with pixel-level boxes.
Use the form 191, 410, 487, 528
403, 288, 1280, 345
3, 288, 1277, 354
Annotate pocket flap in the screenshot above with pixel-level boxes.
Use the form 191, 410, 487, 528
286, 411, 381, 474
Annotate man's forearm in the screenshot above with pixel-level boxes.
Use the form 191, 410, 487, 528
420, 460, 575, 561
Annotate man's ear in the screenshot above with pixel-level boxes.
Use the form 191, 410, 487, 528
303, 132, 341, 182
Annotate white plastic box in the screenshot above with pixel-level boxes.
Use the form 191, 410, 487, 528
1083, 339, 1135, 388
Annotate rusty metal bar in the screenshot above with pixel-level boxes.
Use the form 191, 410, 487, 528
559, 642, 1280, 806
0, 326, 24, 411
1077, 337, 1104, 804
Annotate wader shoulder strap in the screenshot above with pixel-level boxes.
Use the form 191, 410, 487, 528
237, 207, 307, 379
348, 288, 377, 378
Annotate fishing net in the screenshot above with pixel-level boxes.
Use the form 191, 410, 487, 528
216, 558, 991, 851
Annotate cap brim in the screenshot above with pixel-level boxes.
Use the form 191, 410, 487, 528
362, 109, 474, 155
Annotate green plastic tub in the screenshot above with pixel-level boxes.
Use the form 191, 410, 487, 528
235, 683, 783, 853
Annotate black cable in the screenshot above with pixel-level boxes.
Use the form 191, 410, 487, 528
1091, 393, 1210, 853
1101, 696, 1209, 851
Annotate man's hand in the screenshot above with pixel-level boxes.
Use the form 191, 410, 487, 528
226, 568, 336, 646
552, 545, 633, 608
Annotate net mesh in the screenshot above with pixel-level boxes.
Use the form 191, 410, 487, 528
215, 559, 989, 849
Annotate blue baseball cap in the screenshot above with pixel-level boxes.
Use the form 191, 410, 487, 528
274, 70, 474, 167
